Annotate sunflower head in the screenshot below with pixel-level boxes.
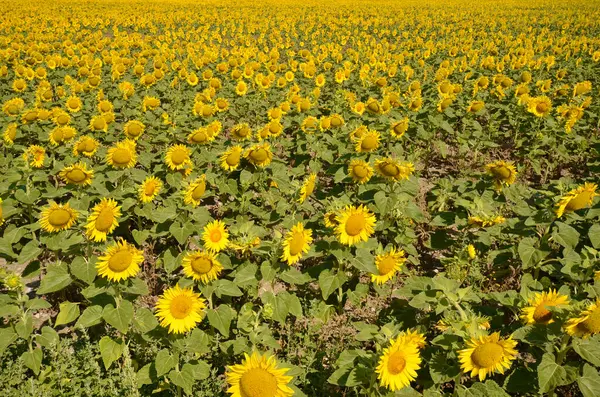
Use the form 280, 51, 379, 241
371, 247, 406, 285
376, 335, 422, 391
139, 176, 163, 203
226, 352, 294, 397
230, 123, 252, 141
165, 144, 192, 171
59, 162, 94, 186
335, 205, 377, 246
202, 220, 229, 253
40, 202, 78, 232
244, 143, 273, 168
183, 175, 207, 207
155, 284, 206, 334
124, 120, 145, 140
220, 146, 243, 172
555, 183, 598, 218
298, 173, 317, 203
85, 198, 121, 242
520, 290, 569, 325
390, 118, 409, 139
375, 158, 414, 181
458, 332, 518, 381
96, 240, 143, 282
565, 300, 600, 338
486, 160, 517, 190
348, 160, 373, 184
355, 130, 380, 153
281, 222, 313, 265
106, 140, 137, 169
182, 250, 223, 284
73, 136, 99, 157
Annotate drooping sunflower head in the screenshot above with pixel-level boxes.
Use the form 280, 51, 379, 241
155, 284, 206, 334
555, 183, 598, 218
281, 222, 313, 265
244, 143, 273, 168
230, 123, 252, 141
376, 335, 422, 391
390, 118, 409, 139
458, 332, 518, 381
3, 123, 17, 145
183, 175, 207, 207
187, 127, 215, 145
182, 250, 223, 284
49, 126, 77, 147
139, 176, 163, 203
226, 352, 294, 397
355, 130, 380, 153
59, 162, 94, 186
85, 198, 121, 242
73, 136, 99, 157
335, 205, 377, 246
202, 220, 229, 253
486, 160, 517, 190
106, 140, 137, 169
375, 158, 414, 181
220, 146, 243, 172
520, 289, 569, 325
96, 239, 143, 282
165, 144, 192, 171
23, 145, 46, 168
40, 202, 78, 233
565, 300, 600, 338
323, 211, 339, 228
348, 159, 373, 184
371, 247, 406, 285
124, 120, 145, 140
298, 173, 317, 203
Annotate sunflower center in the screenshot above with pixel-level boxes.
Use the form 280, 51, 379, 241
394, 124, 406, 135
82, 140, 96, 152
191, 257, 213, 274
128, 123, 142, 136
288, 232, 305, 256
144, 182, 156, 196
353, 165, 368, 179
331, 116, 342, 127
95, 207, 115, 232
112, 148, 132, 164
250, 149, 268, 162
57, 114, 69, 124
386, 351, 406, 375
68, 99, 79, 109
491, 166, 511, 180
191, 131, 208, 143
107, 249, 132, 272
210, 230, 222, 243
93, 118, 106, 130
345, 213, 366, 236
192, 183, 205, 200
361, 136, 377, 151
581, 308, 600, 334
377, 256, 397, 276
7, 105, 18, 114
239, 368, 278, 397
533, 304, 553, 324
171, 148, 188, 165
48, 209, 71, 226
471, 342, 504, 368
536, 103, 548, 113
566, 191, 594, 211
381, 163, 400, 177
169, 295, 193, 319
67, 169, 86, 182
226, 151, 240, 166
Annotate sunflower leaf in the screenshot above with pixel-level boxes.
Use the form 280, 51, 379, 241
155, 349, 176, 377
70, 256, 97, 285
207, 304, 235, 337
578, 364, 600, 397
37, 262, 72, 295
102, 300, 134, 334
99, 336, 123, 370
22, 347, 43, 375
537, 353, 566, 393
572, 335, 600, 366
54, 301, 80, 326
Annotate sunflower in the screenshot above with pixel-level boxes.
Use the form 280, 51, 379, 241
49, 126, 77, 147
301, 116, 319, 134
486, 160, 517, 190
348, 160, 373, 184
139, 176, 162, 203
182, 250, 223, 284
467, 100, 485, 113
323, 211, 339, 228
40, 202, 78, 232
73, 136, 99, 157
555, 183, 598, 218
65, 96, 82, 113
187, 127, 215, 144
106, 140, 137, 169
142, 96, 161, 112
298, 173, 317, 203
527, 96, 552, 117
458, 333, 518, 381
281, 222, 313, 265
23, 145, 45, 168
520, 290, 569, 325
220, 146, 243, 172
335, 205, 376, 246
183, 175, 207, 207
203, 220, 229, 253
96, 240, 143, 282
165, 144, 192, 171
89, 114, 108, 132
375, 158, 414, 181
230, 123, 252, 141
355, 130, 380, 153
376, 336, 422, 391
59, 162, 94, 186
244, 143, 273, 168
390, 118, 409, 139
226, 352, 294, 397
400, 329, 427, 349
468, 215, 506, 227
123, 120, 145, 140
565, 300, 600, 338
371, 247, 406, 285
0, 198, 4, 227
3, 123, 17, 145
85, 198, 121, 242
155, 284, 206, 334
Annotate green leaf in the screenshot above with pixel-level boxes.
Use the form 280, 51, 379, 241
125, 278, 149, 295
169, 365, 194, 395
578, 364, 600, 397
22, 348, 43, 375
152, 206, 177, 223
136, 364, 154, 387
99, 336, 123, 370
155, 349, 176, 377
15, 313, 33, 339
102, 300, 134, 334
327, 366, 361, 387
0, 327, 17, 354
37, 262, 72, 294
214, 279, 243, 297
207, 304, 235, 337
280, 267, 312, 285
538, 353, 566, 393
518, 237, 547, 269
573, 336, 600, 366
70, 256, 97, 285
233, 263, 259, 287
186, 361, 210, 380
18, 240, 43, 264
318, 269, 348, 300
183, 329, 211, 355
589, 224, 600, 249
36, 326, 59, 348
133, 308, 158, 333
26, 299, 51, 310
553, 222, 580, 249
351, 248, 378, 273
170, 222, 193, 245
55, 301, 80, 326
76, 305, 104, 328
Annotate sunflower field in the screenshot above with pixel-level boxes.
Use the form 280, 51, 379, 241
1, 0, 600, 396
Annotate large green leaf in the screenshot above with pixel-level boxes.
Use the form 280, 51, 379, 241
99, 336, 123, 370
37, 262, 72, 294
207, 304, 235, 337
538, 353, 566, 393
102, 300, 134, 334
54, 301, 80, 326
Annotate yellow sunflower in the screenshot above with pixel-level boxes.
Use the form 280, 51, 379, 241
355, 130, 380, 153
220, 146, 243, 172
40, 202, 78, 232
202, 220, 229, 253
23, 145, 45, 168
555, 183, 598, 218
230, 123, 252, 141
89, 114, 108, 132
138, 176, 162, 203
298, 173, 317, 203
0, 198, 4, 227
85, 198, 121, 242
281, 222, 313, 265
375, 158, 414, 181
486, 160, 517, 190
165, 144, 192, 171
468, 215, 506, 227
390, 118, 409, 139
226, 352, 294, 397
59, 162, 94, 186
244, 143, 273, 168
49, 126, 77, 147
458, 333, 518, 381
376, 335, 422, 391
348, 160, 373, 184
335, 205, 376, 246
65, 96, 82, 113
155, 284, 206, 334
123, 120, 145, 140
106, 140, 137, 169
73, 136, 99, 157
400, 329, 427, 349
183, 175, 207, 207
187, 127, 215, 145
181, 250, 223, 284
371, 248, 406, 285
96, 240, 143, 282
520, 290, 569, 325
3, 123, 17, 145
527, 96, 552, 117
565, 300, 600, 338
323, 211, 339, 228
